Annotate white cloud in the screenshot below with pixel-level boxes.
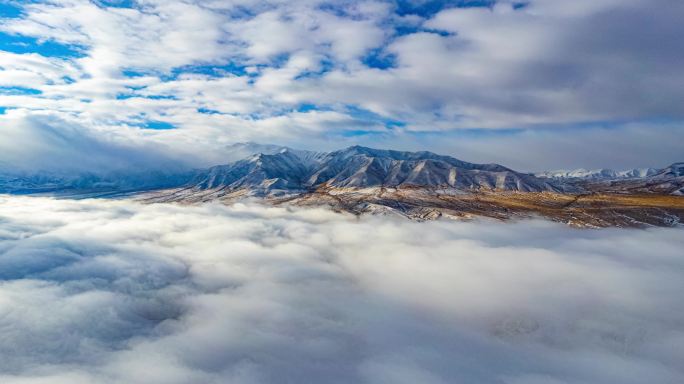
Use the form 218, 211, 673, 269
0, 0, 683, 170
0, 195, 683, 383
294, 0, 684, 129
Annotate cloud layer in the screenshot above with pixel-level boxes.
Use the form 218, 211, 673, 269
0, 195, 683, 383
0, 0, 683, 170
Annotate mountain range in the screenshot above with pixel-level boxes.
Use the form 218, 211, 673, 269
535, 167, 659, 180
188, 143, 572, 194
1, 143, 683, 227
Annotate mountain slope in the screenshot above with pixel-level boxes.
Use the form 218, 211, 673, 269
623, 162, 684, 195
191, 149, 317, 193
188, 145, 567, 193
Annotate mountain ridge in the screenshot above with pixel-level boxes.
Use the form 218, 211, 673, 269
184, 144, 569, 195
1, 142, 681, 196
536, 167, 659, 180
1, 143, 682, 227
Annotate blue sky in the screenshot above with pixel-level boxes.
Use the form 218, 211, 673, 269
0, 0, 682, 171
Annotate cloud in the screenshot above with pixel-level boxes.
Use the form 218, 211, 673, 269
0, 0, 683, 170
0, 111, 197, 173
0, 195, 683, 383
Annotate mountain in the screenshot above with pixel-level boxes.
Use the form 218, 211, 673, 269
577, 162, 684, 196
658, 163, 684, 195
188, 145, 568, 194
136, 145, 682, 228
1, 144, 682, 227
536, 167, 658, 180
620, 168, 660, 178
190, 149, 317, 192
654, 162, 684, 178
224, 142, 287, 160
0, 169, 196, 196
222, 142, 326, 164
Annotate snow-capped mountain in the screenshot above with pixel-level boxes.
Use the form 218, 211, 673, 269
223, 142, 327, 166
656, 162, 684, 178
188, 145, 568, 194
554, 162, 684, 196
2, 144, 681, 227
0, 143, 681, 199
619, 168, 660, 178
191, 149, 316, 192
630, 162, 684, 195
536, 167, 658, 180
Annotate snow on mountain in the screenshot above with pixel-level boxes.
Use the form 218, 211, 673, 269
654, 162, 684, 178
189, 145, 567, 193
224, 142, 327, 166
617, 168, 659, 178
1, 143, 679, 197
536, 167, 658, 180
559, 162, 684, 196
223, 142, 287, 162
190, 150, 315, 194
637, 162, 684, 195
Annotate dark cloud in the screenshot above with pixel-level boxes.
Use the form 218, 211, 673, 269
0, 196, 682, 383
0, 113, 197, 173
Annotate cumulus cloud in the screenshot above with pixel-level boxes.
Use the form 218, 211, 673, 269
0, 195, 683, 383
0, 0, 683, 170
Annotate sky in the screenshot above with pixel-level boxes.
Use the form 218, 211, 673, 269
0, 0, 683, 171
1, 195, 683, 383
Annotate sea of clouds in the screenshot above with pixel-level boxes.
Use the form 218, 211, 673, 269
0, 195, 683, 384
